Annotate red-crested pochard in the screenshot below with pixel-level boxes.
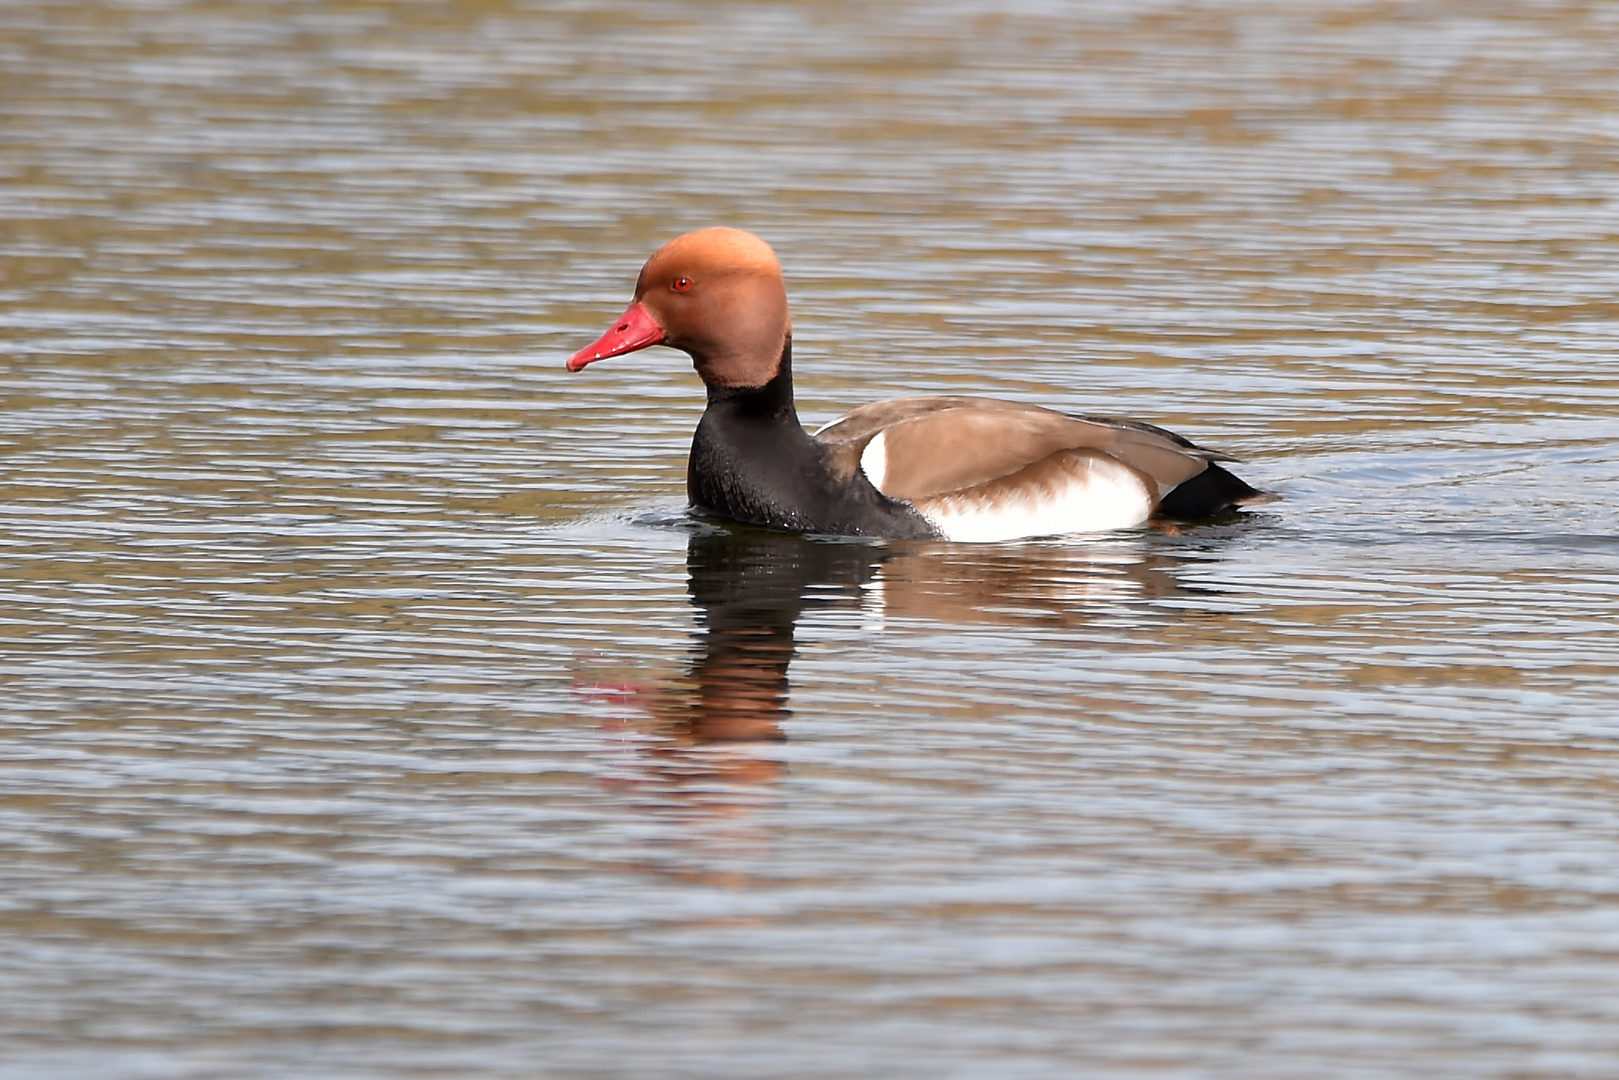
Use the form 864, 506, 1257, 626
567, 228, 1271, 541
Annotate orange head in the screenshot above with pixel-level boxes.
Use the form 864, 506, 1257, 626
567, 228, 793, 389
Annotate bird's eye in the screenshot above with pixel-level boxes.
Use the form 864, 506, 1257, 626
673, 276, 692, 292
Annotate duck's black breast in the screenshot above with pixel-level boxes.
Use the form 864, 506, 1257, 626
685, 360, 936, 539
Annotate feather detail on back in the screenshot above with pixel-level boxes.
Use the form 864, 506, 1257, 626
815, 396, 1229, 504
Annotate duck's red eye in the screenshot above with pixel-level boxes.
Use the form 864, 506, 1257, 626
673, 276, 692, 292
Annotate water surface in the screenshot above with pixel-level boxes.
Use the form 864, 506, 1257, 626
4, 1, 1619, 1077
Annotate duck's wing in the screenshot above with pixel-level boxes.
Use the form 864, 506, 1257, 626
814, 395, 1225, 503
814, 396, 1268, 539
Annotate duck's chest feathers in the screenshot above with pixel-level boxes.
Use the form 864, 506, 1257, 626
687, 410, 821, 531
686, 373, 935, 539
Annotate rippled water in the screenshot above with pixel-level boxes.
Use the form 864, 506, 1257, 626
4, 1, 1619, 1076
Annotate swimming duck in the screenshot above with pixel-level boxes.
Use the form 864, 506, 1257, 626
567, 228, 1270, 541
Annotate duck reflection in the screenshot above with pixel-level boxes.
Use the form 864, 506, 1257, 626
643, 522, 1211, 752
577, 526, 880, 795
584, 522, 1229, 810
670, 524, 881, 744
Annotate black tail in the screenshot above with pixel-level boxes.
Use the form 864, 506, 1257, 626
1156, 463, 1274, 520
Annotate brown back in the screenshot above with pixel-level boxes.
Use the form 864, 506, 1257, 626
817, 396, 1225, 500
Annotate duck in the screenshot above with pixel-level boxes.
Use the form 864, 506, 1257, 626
567, 228, 1272, 542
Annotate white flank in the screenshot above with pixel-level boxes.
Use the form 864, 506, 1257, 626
859, 432, 888, 491
917, 456, 1153, 543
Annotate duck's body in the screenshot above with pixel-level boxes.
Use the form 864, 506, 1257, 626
568, 228, 1271, 542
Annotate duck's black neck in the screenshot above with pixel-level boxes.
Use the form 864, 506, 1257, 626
687, 341, 936, 539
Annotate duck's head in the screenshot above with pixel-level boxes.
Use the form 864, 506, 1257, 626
567, 227, 792, 389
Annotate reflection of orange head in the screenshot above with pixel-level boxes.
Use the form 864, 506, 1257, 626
687, 631, 792, 743
637, 665, 790, 794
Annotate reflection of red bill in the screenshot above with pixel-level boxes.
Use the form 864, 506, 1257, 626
566, 301, 665, 371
